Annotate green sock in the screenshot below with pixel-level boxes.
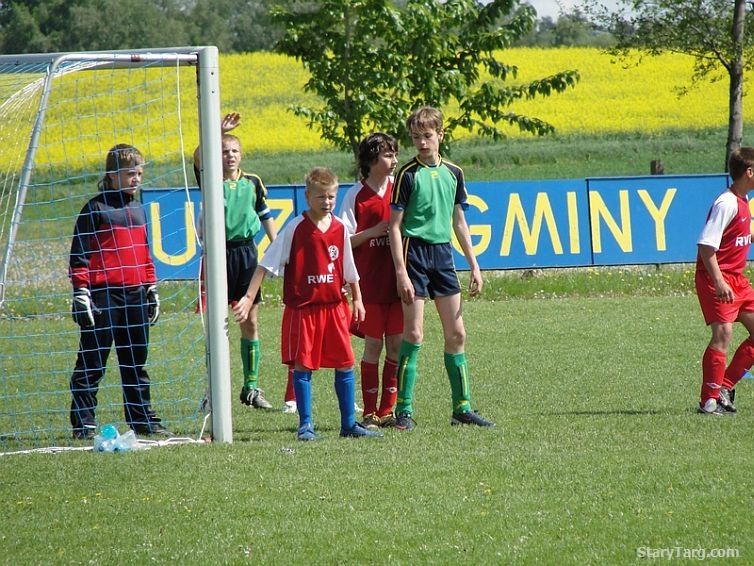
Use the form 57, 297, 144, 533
444, 352, 471, 414
395, 341, 421, 415
241, 338, 260, 389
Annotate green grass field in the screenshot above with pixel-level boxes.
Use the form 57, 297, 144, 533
1, 269, 753, 563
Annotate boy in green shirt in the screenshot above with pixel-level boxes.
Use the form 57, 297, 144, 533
388, 106, 494, 430
194, 113, 277, 409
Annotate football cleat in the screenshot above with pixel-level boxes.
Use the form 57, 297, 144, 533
297, 424, 319, 441
395, 412, 416, 431
282, 400, 298, 414
72, 425, 97, 440
697, 398, 726, 416
340, 422, 383, 438
240, 386, 273, 410
132, 422, 173, 437
377, 413, 396, 428
451, 410, 495, 427
718, 388, 737, 413
361, 413, 381, 430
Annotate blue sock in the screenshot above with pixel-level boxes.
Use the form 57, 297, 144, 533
334, 369, 356, 433
293, 370, 313, 429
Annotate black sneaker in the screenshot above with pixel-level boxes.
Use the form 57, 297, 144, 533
451, 410, 495, 427
239, 386, 273, 409
719, 388, 737, 413
72, 426, 96, 440
132, 422, 173, 437
697, 398, 726, 416
395, 412, 416, 431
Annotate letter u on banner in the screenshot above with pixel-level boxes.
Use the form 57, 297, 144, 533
149, 201, 197, 266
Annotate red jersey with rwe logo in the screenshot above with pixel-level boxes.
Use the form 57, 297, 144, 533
696, 189, 752, 276
340, 178, 398, 304
259, 212, 359, 308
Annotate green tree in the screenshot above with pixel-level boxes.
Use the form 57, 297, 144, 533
584, 0, 752, 169
188, 0, 282, 52
272, 0, 580, 162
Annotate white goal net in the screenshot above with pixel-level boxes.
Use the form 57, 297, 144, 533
0, 48, 229, 451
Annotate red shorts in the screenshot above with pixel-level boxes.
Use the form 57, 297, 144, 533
696, 270, 754, 324
350, 301, 403, 340
281, 301, 355, 370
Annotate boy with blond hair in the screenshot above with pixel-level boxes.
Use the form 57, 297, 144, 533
388, 106, 494, 430
233, 167, 382, 441
194, 113, 277, 410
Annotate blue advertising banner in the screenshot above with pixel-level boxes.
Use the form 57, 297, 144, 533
585, 174, 732, 266
142, 173, 734, 280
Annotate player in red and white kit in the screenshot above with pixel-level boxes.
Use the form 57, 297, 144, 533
340, 133, 402, 429
695, 146, 754, 415
233, 167, 382, 441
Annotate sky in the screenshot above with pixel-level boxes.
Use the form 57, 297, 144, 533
525, 0, 622, 20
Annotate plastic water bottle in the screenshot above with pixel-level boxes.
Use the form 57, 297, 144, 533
113, 430, 138, 452
93, 424, 119, 452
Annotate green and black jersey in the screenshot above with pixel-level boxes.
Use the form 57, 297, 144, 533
391, 156, 468, 244
223, 171, 271, 242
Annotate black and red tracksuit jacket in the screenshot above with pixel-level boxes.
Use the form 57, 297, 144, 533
69, 189, 156, 289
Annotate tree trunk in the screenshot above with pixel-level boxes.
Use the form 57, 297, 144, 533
726, 0, 747, 170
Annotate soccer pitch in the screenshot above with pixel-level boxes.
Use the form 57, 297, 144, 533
1, 290, 751, 563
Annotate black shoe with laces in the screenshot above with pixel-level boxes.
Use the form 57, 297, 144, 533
72, 426, 96, 440
451, 410, 495, 427
719, 387, 737, 413
395, 412, 416, 431
132, 422, 173, 437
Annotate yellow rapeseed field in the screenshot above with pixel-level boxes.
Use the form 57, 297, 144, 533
0, 47, 741, 173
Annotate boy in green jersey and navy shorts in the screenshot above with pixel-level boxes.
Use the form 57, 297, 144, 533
388, 106, 494, 430
194, 113, 277, 410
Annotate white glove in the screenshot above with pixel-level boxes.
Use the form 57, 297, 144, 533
146, 285, 160, 325
72, 288, 97, 328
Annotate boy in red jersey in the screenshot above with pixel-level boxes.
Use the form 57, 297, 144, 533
233, 167, 382, 441
388, 106, 494, 430
696, 146, 754, 415
340, 133, 402, 429
69, 144, 170, 439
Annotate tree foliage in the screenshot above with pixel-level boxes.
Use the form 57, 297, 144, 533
583, 0, 753, 168
515, 9, 615, 47
0, 0, 282, 54
272, 0, 580, 160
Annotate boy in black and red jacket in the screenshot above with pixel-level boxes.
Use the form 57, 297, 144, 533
69, 144, 170, 440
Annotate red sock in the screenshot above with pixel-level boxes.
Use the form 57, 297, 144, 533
361, 360, 379, 415
724, 337, 754, 389
377, 358, 398, 418
285, 367, 295, 402
701, 347, 727, 403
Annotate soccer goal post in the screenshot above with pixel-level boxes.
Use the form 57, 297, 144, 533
0, 47, 234, 451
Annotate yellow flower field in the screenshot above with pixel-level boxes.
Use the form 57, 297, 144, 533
219, 48, 737, 150
0, 47, 742, 175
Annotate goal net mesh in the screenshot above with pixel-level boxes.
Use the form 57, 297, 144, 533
0, 52, 208, 450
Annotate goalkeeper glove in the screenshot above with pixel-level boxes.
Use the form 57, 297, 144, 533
72, 288, 97, 328
146, 285, 160, 325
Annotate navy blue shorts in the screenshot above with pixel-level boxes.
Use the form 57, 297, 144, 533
226, 240, 262, 304
404, 238, 461, 299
